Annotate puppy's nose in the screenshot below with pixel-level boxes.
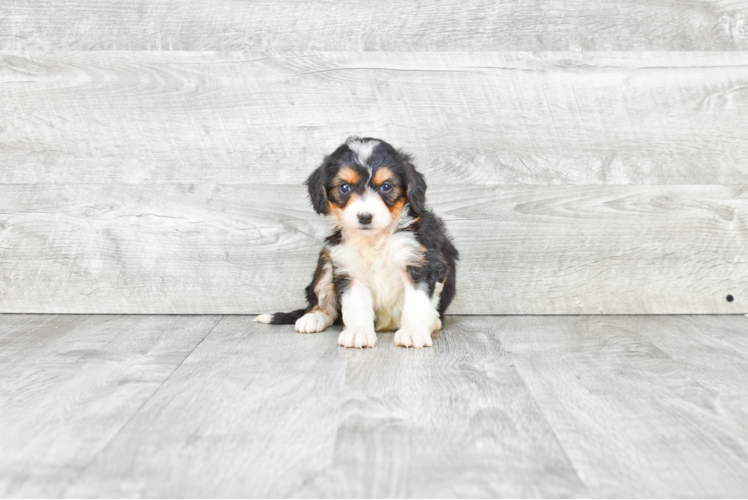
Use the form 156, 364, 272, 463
358, 213, 373, 225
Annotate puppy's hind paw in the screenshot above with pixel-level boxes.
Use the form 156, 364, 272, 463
338, 328, 377, 348
295, 311, 330, 333
394, 327, 433, 348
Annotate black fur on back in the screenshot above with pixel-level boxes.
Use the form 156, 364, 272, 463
404, 207, 459, 317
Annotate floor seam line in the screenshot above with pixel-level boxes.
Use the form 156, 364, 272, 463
502, 345, 591, 494
58, 315, 225, 497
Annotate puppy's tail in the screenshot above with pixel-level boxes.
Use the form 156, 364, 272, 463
254, 309, 306, 325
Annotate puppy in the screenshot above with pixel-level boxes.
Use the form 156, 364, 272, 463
256, 137, 458, 348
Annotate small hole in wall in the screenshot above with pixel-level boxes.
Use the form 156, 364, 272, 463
726, 295, 734, 302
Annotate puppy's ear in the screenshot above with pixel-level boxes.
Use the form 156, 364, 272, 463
405, 161, 427, 215
305, 165, 328, 214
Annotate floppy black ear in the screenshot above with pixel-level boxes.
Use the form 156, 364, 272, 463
305, 165, 328, 214
406, 162, 427, 215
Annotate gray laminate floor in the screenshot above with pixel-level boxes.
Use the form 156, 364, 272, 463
2, 314, 748, 498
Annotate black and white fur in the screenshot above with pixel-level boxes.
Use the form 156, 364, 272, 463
255, 137, 458, 348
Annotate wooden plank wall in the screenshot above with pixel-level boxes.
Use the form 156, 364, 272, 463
1, 1, 747, 314
3, 1, 748, 51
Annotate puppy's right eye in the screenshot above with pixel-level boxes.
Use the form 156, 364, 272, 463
339, 183, 351, 194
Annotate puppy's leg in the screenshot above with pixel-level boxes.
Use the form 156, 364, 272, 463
395, 284, 440, 348
338, 282, 377, 348
296, 248, 337, 334
432, 281, 444, 331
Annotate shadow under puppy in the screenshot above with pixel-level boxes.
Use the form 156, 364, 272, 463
256, 137, 458, 348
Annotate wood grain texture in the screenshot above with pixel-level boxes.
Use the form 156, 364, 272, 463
2, 51, 748, 185
497, 315, 748, 497
5, 315, 748, 497
62, 316, 587, 498
0, 184, 745, 315
2, 0, 748, 51
635, 315, 748, 414
0, 314, 221, 497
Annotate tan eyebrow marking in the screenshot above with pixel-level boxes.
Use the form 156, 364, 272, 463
338, 167, 360, 184
373, 167, 393, 185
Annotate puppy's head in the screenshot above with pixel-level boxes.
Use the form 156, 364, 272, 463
306, 137, 426, 234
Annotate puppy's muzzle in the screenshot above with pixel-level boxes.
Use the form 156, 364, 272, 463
358, 212, 373, 225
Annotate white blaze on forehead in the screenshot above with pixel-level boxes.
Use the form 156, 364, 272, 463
346, 138, 380, 172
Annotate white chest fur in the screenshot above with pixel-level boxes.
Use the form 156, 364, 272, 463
329, 230, 422, 330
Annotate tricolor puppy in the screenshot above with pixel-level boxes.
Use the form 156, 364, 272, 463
256, 137, 458, 348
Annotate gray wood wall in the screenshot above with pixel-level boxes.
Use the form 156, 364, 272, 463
1, 1, 747, 314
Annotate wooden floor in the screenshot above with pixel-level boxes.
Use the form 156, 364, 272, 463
2, 315, 748, 498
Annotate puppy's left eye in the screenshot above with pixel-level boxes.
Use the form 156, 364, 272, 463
380, 182, 392, 193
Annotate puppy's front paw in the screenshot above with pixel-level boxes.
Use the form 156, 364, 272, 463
295, 312, 329, 334
338, 328, 377, 348
394, 327, 433, 348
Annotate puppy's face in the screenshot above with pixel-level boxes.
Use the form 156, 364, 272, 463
306, 138, 426, 235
